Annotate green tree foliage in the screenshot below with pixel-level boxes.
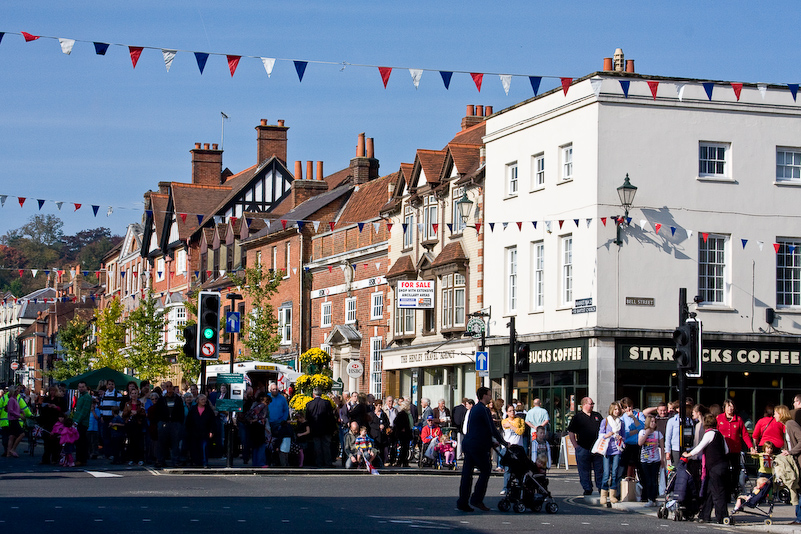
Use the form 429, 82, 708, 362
94, 297, 126, 370
125, 289, 169, 382
174, 291, 203, 383
50, 317, 93, 381
232, 266, 283, 362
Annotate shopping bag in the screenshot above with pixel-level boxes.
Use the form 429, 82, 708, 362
590, 435, 609, 455
658, 467, 666, 496
620, 478, 640, 502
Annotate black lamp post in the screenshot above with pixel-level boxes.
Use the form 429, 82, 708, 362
614, 174, 638, 246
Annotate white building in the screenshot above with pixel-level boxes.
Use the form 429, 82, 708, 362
483, 62, 801, 430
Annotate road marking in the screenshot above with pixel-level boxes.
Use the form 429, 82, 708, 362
281, 520, 290, 523
87, 471, 122, 478
45, 520, 54, 523
142, 519, 150, 522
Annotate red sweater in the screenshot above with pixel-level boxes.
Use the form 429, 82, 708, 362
716, 413, 753, 454
751, 416, 785, 449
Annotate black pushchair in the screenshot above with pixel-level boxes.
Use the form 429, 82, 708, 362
724, 475, 777, 526
497, 444, 558, 514
657, 459, 700, 521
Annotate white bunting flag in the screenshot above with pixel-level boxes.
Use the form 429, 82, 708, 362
675, 83, 687, 101
376, 262, 380, 271
758, 83, 767, 99
220, 270, 226, 277
312, 220, 320, 231
261, 57, 276, 77
31, 269, 38, 278
55, 201, 63, 211
59, 38, 75, 55
687, 230, 693, 240
417, 223, 423, 232
590, 77, 603, 97
502, 222, 508, 230
0, 195, 6, 206
757, 240, 764, 251
500, 75, 512, 95
586, 218, 592, 228
409, 69, 423, 89
545, 221, 552, 233
292, 268, 297, 275
162, 49, 177, 72
374, 222, 380, 234
106, 206, 113, 217
640, 219, 647, 230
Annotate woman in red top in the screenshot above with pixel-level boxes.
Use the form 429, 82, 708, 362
716, 399, 755, 500
751, 404, 785, 449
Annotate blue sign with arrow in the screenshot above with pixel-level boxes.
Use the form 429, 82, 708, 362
475, 351, 489, 377
226, 311, 241, 333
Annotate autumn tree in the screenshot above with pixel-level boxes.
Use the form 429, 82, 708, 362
94, 297, 126, 370
126, 289, 169, 382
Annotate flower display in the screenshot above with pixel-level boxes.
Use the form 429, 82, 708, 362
291, 348, 335, 412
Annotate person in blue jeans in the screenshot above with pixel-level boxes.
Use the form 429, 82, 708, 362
567, 397, 604, 495
598, 402, 625, 506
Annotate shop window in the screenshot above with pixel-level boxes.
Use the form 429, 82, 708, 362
777, 238, 801, 307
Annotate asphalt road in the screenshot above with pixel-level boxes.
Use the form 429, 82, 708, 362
5, 461, 793, 534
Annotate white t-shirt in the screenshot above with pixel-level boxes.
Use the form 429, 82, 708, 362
639, 429, 663, 463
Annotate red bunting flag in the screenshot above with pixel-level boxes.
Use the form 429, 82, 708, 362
227, 55, 241, 77
475, 222, 482, 234
471, 73, 484, 92
129, 46, 144, 68
74, 203, 81, 211
386, 222, 393, 232
432, 223, 438, 234
516, 221, 523, 231
21, 32, 40, 42
328, 222, 336, 231
654, 223, 662, 234
18, 197, 25, 207
561, 78, 573, 95
230, 217, 237, 226
328, 266, 333, 273
18, 269, 23, 277
701, 232, 709, 243
558, 220, 564, 229
731, 83, 743, 101
774, 243, 781, 253
647, 81, 659, 99
378, 67, 392, 88
179, 213, 187, 223
207, 270, 212, 278
601, 217, 607, 226
95, 271, 101, 278
281, 219, 288, 230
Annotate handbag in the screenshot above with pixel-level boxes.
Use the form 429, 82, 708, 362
591, 435, 609, 455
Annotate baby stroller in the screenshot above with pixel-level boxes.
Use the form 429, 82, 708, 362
657, 459, 700, 521
497, 444, 558, 514
724, 474, 776, 526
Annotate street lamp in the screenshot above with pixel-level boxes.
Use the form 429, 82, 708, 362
456, 191, 473, 228
614, 174, 638, 246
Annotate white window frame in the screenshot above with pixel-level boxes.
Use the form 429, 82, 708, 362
345, 297, 357, 324
698, 233, 729, 305
532, 241, 545, 311
422, 195, 437, 241
507, 246, 518, 312
321, 301, 332, 328
371, 291, 384, 320
156, 257, 165, 282
699, 142, 730, 178
284, 242, 291, 278
561, 144, 573, 182
395, 292, 415, 336
272, 246, 277, 271
777, 238, 801, 307
403, 205, 414, 249
532, 153, 545, 190
560, 235, 573, 306
441, 273, 466, 328
369, 336, 382, 397
506, 162, 518, 197
256, 251, 263, 268
776, 147, 801, 183
451, 187, 466, 233
279, 306, 292, 345
176, 249, 187, 275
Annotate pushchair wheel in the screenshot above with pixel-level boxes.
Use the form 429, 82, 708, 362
764, 519, 771, 525
532, 503, 542, 513
498, 499, 511, 512
545, 502, 558, 514
656, 507, 664, 519
513, 502, 526, 513
722, 517, 731, 525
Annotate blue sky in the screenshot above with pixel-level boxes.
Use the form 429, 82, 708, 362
0, 1, 795, 238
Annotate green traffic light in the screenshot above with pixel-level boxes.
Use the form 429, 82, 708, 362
203, 327, 215, 340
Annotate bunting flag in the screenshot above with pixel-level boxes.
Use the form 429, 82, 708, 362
409, 69, 423, 89
671, 227, 677, 236
619, 80, 630, 98
440, 71, 452, 90
0, 195, 7, 207
162, 49, 177, 72
488, 222, 495, 232
328, 221, 336, 231
18, 269, 23, 277
560, 77, 572, 96
532, 221, 537, 229
74, 203, 81, 211
502, 222, 508, 230
328, 266, 333, 273
261, 57, 275, 77
227, 55, 241, 77
471, 73, 484, 92
516, 221, 522, 231
31, 269, 38, 278
446, 223, 453, 233
402, 223, 408, 234
758, 83, 768, 99
731, 83, 743, 101
281, 219, 288, 230
373, 222, 380, 233
431, 223, 438, 234
558, 220, 564, 229
774, 243, 781, 253
757, 241, 764, 251
789, 84, 799, 102
586, 218, 592, 228
500, 74, 512, 95
56, 201, 63, 210
701, 232, 709, 243
179, 213, 187, 223
312, 220, 320, 231
37, 199, 45, 210
647, 80, 659, 99
21, 32, 39, 42
386, 222, 393, 233
475, 222, 482, 233
107, 206, 113, 217
94, 42, 109, 55
529, 76, 541, 96
297, 221, 305, 231
18, 197, 25, 207
128, 46, 144, 68
590, 77, 602, 97
195, 52, 209, 74
197, 214, 204, 225
378, 67, 392, 88
675, 82, 687, 101
702, 82, 714, 101
59, 38, 75, 55
294, 61, 307, 82
654, 223, 662, 234
741, 239, 747, 249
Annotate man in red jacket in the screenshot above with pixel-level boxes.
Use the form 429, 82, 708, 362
716, 399, 755, 501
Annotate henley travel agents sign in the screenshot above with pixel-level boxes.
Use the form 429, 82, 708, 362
619, 341, 801, 373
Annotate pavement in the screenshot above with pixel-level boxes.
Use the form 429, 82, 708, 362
4, 443, 801, 532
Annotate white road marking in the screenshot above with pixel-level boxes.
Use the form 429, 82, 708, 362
87, 471, 122, 478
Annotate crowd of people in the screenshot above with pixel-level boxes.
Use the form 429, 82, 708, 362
567, 394, 801, 525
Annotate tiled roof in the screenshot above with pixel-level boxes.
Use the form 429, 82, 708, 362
416, 149, 446, 187
171, 182, 231, 240
385, 255, 416, 279
325, 167, 352, 190
450, 121, 485, 147
448, 144, 481, 177
337, 172, 398, 225
431, 241, 468, 268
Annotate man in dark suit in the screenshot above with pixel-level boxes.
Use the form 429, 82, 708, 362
457, 387, 506, 512
306, 388, 336, 467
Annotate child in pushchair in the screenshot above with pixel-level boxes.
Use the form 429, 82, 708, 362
497, 443, 558, 514
657, 457, 700, 521
433, 431, 457, 469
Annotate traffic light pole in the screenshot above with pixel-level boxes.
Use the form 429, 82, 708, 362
677, 288, 689, 453
507, 316, 515, 409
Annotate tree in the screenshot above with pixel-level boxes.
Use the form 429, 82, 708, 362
174, 291, 203, 383
232, 266, 283, 362
94, 297, 126, 370
50, 317, 93, 381
125, 289, 170, 382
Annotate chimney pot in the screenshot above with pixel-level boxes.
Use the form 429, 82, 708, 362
614, 48, 625, 72
294, 161, 303, 180
203, 143, 210, 150
260, 119, 267, 126
466, 104, 475, 117
625, 59, 635, 73
366, 137, 375, 159
603, 57, 613, 71
485, 105, 493, 116
278, 119, 285, 127
195, 143, 201, 149
212, 143, 218, 150
356, 133, 366, 157
476, 105, 484, 117
316, 161, 324, 181
306, 160, 313, 181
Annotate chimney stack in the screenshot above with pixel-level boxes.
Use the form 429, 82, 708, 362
256, 119, 289, 166
191, 143, 224, 186
350, 132, 379, 184
291, 160, 328, 208
461, 104, 487, 130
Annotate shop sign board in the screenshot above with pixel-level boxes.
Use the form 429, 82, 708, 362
466, 317, 485, 339
214, 373, 245, 412
397, 280, 434, 309
572, 297, 596, 315
346, 361, 364, 378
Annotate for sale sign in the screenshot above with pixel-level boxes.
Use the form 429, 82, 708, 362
397, 280, 435, 309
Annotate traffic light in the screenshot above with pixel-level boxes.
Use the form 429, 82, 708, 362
197, 291, 221, 361
673, 320, 701, 376
516, 343, 530, 373
183, 325, 197, 359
